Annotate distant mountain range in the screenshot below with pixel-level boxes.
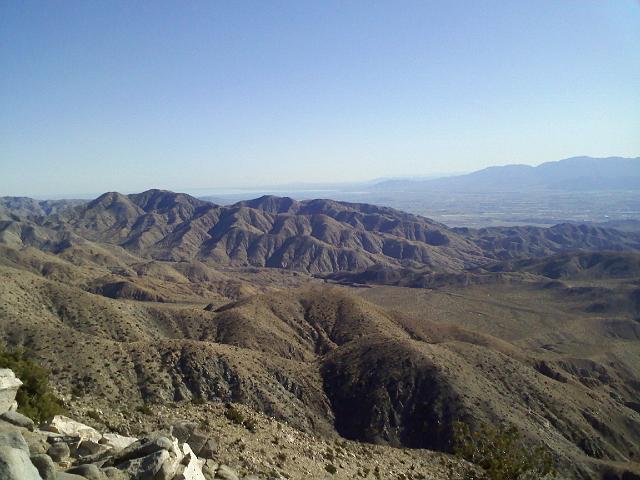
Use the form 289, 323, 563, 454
2, 189, 639, 274
373, 156, 640, 192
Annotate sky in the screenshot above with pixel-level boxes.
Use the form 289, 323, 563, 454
1, 1, 639, 197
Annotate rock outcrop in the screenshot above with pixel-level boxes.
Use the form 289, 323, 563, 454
0, 369, 22, 414
0, 370, 244, 480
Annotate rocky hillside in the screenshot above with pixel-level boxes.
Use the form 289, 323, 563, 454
454, 223, 640, 261
0, 197, 84, 221
1, 249, 640, 478
45, 190, 487, 273
2, 190, 640, 274
487, 251, 640, 280
0, 369, 473, 479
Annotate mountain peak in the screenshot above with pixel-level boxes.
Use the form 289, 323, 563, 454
86, 191, 132, 209
233, 195, 299, 214
128, 189, 212, 213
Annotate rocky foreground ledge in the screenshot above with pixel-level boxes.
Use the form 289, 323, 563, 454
0, 368, 241, 480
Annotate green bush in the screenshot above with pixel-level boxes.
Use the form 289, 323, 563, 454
452, 421, 556, 480
0, 346, 65, 423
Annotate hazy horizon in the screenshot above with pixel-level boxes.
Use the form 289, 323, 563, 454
2, 1, 640, 196
3, 155, 638, 200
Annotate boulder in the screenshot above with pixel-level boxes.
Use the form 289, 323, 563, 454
197, 438, 218, 460
0, 445, 43, 480
215, 464, 239, 480
99, 433, 137, 451
56, 474, 87, 480
154, 437, 184, 480
48, 416, 101, 443
101, 467, 130, 480
47, 434, 81, 445
202, 459, 218, 479
66, 463, 106, 480
0, 369, 22, 415
116, 448, 170, 479
47, 441, 71, 462
1, 410, 35, 430
183, 431, 207, 456
111, 435, 173, 464
76, 440, 110, 458
23, 430, 50, 455
176, 443, 206, 480
156, 459, 180, 480
30, 453, 57, 480
75, 449, 113, 467
170, 421, 217, 459
171, 421, 198, 444
0, 430, 30, 451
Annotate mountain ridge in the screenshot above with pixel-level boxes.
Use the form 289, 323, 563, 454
9, 190, 488, 273
373, 156, 640, 192
2, 189, 640, 274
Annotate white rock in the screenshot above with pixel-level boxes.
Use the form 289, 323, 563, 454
117, 448, 170, 478
175, 442, 206, 480
155, 437, 184, 480
100, 432, 138, 450
47, 415, 101, 443
171, 437, 185, 462
0, 369, 23, 415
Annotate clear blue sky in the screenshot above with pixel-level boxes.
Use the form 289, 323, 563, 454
1, 0, 639, 197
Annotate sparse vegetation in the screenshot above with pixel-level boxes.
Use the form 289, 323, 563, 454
136, 403, 153, 415
86, 409, 103, 423
225, 404, 258, 432
0, 346, 65, 423
452, 421, 556, 480
325, 464, 337, 474
225, 405, 245, 424
243, 416, 258, 433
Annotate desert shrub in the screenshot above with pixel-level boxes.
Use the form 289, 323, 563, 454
225, 405, 245, 424
325, 464, 337, 474
243, 416, 258, 433
452, 421, 555, 480
0, 346, 65, 423
224, 405, 257, 432
86, 409, 103, 423
136, 403, 153, 415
